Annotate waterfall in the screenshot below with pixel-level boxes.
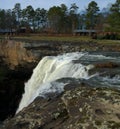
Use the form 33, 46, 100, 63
16, 51, 120, 113
17, 52, 95, 113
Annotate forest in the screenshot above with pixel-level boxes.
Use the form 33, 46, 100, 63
0, 0, 120, 37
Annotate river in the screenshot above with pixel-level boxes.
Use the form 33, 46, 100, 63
17, 51, 120, 113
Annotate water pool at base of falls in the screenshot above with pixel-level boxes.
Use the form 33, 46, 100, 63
16, 52, 120, 113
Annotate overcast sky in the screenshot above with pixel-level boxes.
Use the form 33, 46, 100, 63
0, 0, 116, 11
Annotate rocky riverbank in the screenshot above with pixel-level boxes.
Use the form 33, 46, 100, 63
1, 82, 120, 129
0, 39, 120, 69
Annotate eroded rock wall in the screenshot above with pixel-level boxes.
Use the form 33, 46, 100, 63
0, 40, 35, 69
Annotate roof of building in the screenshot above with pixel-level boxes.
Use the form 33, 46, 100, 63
0, 29, 16, 33
74, 29, 97, 33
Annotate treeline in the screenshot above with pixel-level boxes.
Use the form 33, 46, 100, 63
0, 0, 120, 34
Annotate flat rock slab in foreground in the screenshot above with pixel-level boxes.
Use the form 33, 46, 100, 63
2, 84, 120, 129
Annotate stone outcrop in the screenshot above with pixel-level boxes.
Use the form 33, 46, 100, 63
1, 83, 120, 129
95, 62, 119, 68
1, 39, 120, 69
0, 40, 35, 69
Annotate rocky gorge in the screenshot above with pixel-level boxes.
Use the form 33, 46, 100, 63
0, 39, 120, 129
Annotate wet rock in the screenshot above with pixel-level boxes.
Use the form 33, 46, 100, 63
1, 84, 120, 129
95, 109, 104, 115
95, 62, 119, 68
89, 61, 120, 77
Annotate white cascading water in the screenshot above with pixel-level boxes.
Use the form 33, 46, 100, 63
17, 52, 95, 113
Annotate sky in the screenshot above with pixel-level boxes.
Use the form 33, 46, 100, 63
0, 0, 116, 11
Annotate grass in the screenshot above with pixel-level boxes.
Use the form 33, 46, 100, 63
1, 34, 120, 45
13, 35, 92, 42
96, 39, 120, 45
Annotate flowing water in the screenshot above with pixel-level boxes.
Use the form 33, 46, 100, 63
17, 52, 120, 113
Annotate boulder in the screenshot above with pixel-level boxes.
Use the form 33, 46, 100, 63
1, 84, 120, 129
95, 62, 119, 68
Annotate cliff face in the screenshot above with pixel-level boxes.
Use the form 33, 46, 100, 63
0, 39, 120, 69
1, 83, 120, 129
0, 40, 35, 69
